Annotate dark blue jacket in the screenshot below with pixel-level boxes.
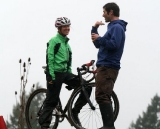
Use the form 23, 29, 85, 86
91, 20, 128, 70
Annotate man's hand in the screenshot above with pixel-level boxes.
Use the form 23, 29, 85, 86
93, 21, 105, 28
91, 33, 100, 42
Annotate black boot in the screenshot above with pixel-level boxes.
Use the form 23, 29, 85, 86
72, 108, 82, 126
98, 103, 115, 129
38, 106, 53, 128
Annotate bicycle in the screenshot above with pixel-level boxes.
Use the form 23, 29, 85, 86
25, 60, 120, 129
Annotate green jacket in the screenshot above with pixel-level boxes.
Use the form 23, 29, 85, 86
46, 33, 72, 80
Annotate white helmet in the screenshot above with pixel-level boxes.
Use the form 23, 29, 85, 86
55, 17, 71, 27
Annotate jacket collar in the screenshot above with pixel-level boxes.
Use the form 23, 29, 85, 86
56, 33, 69, 43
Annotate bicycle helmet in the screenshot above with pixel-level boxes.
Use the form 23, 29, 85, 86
55, 17, 71, 27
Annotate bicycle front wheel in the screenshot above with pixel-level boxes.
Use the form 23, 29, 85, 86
25, 88, 59, 129
68, 83, 119, 129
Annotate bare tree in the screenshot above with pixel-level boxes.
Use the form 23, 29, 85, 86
18, 58, 31, 129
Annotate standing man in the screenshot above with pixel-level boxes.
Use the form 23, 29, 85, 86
91, 2, 128, 129
39, 17, 89, 129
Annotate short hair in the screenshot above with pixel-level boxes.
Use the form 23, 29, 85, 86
103, 2, 120, 17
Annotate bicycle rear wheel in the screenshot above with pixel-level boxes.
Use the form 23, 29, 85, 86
68, 83, 119, 129
25, 88, 59, 129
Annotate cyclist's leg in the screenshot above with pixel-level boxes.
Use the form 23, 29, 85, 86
64, 72, 92, 109
96, 66, 118, 129
39, 72, 64, 128
64, 73, 92, 125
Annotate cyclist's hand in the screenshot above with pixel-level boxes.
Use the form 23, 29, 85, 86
48, 80, 54, 84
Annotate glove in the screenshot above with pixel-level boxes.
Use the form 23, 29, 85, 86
48, 80, 54, 84
65, 85, 73, 91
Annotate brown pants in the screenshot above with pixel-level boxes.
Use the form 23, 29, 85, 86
95, 66, 119, 104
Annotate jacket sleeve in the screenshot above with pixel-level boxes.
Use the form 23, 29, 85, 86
47, 39, 56, 80
91, 26, 100, 48
67, 45, 72, 73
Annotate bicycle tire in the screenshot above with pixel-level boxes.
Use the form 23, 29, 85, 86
68, 83, 119, 129
25, 88, 59, 129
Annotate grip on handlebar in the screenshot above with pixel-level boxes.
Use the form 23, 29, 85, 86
82, 60, 95, 67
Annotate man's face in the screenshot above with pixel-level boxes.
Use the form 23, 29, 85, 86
59, 25, 70, 36
102, 8, 112, 22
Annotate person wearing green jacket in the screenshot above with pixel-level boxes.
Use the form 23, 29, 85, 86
39, 17, 88, 129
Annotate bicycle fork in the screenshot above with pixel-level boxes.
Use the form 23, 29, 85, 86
81, 86, 95, 110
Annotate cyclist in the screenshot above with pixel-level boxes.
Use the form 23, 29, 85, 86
39, 17, 90, 129
91, 2, 128, 129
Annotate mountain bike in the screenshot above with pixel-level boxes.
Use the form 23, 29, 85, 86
25, 60, 119, 129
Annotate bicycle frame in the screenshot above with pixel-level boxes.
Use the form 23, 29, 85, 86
55, 98, 73, 125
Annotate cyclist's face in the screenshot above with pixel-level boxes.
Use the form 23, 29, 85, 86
59, 25, 70, 36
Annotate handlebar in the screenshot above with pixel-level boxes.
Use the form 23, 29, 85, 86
77, 60, 95, 73
77, 60, 97, 83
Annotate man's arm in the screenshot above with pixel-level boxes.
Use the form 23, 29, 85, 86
91, 21, 105, 48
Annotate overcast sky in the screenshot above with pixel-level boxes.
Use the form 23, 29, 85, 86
1, 0, 160, 129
